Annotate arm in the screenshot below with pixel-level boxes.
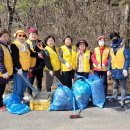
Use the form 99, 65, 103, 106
123, 47, 130, 70
90, 51, 93, 70
59, 48, 66, 64
0, 46, 7, 74
10, 44, 22, 69
91, 50, 99, 66
43, 50, 53, 71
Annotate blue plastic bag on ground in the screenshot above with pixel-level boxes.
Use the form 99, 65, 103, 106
3, 94, 20, 107
7, 103, 30, 115
3, 94, 30, 115
72, 76, 91, 110
49, 83, 74, 111
87, 74, 105, 108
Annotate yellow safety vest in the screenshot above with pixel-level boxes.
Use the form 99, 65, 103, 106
61, 45, 76, 71
76, 50, 91, 73
45, 46, 60, 71
0, 44, 13, 77
93, 47, 109, 71
26, 39, 36, 67
110, 46, 125, 69
13, 40, 30, 71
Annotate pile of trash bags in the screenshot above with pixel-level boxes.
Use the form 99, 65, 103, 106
3, 94, 30, 115
49, 74, 105, 111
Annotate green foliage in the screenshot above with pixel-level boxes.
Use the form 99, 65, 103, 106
0, 4, 5, 12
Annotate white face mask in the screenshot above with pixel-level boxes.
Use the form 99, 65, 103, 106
98, 40, 105, 46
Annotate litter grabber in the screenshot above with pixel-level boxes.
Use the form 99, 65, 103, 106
69, 97, 82, 119
15, 69, 40, 99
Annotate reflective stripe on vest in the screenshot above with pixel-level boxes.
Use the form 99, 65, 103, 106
0, 44, 13, 77
45, 46, 60, 71
26, 39, 36, 67
61, 45, 76, 71
13, 40, 30, 71
93, 47, 109, 71
76, 50, 91, 73
110, 46, 125, 69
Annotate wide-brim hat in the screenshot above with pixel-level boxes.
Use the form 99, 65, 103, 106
76, 40, 88, 47
13, 30, 27, 38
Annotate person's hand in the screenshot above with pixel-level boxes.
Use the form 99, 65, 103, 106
102, 63, 105, 68
65, 62, 71, 69
2, 72, 9, 79
107, 70, 111, 80
49, 71, 53, 76
123, 69, 128, 77
98, 64, 101, 69
37, 43, 45, 51
38, 52, 43, 59
17, 69, 23, 76
90, 70, 94, 74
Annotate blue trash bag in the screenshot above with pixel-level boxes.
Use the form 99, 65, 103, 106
3, 94, 30, 115
3, 94, 20, 107
49, 83, 74, 111
72, 75, 91, 110
7, 103, 30, 115
87, 74, 105, 108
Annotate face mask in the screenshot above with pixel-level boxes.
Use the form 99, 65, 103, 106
98, 40, 105, 46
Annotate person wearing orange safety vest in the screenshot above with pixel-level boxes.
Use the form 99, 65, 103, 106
59, 36, 76, 89
76, 40, 93, 79
11, 30, 30, 102
0, 28, 13, 111
91, 36, 110, 97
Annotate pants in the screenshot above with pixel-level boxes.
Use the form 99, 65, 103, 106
94, 71, 108, 97
28, 69, 43, 95
13, 72, 28, 100
62, 70, 75, 89
76, 72, 89, 79
0, 84, 6, 107
45, 70, 63, 92
113, 79, 127, 102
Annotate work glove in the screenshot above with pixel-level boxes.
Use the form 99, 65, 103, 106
102, 63, 105, 67
65, 62, 71, 69
123, 69, 128, 77
17, 69, 23, 76
2, 72, 9, 79
49, 70, 53, 76
98, 64, 101, 69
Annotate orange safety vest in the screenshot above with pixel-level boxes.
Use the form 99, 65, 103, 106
93, 47, 109, 71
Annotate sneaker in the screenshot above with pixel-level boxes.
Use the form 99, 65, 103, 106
120, 101, 127, 109
0, 106, 7, 112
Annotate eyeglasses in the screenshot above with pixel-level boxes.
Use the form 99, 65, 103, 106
18, 34, 26, 37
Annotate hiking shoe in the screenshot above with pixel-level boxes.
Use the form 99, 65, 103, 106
0, 106, 7, 112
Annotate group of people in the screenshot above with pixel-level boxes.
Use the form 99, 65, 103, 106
0, 27, 129, 111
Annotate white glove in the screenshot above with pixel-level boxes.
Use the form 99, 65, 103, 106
98, 64, 101, 69
107, 70, 111, 76
65, 62, 71, 69
49, 71, 53, 76
102, 63, 105, 67
17, 69, 23, 76
2, 72, 9, 79
123, 69, 128, 77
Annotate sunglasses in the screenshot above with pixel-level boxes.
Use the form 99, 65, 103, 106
18, 34, 26, 37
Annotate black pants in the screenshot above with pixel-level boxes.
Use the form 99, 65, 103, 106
28, 69, 43, 95
0, 84, 6, 107
62, 70, 75, 89
94, 71, 108, 97
76, 72, 89, 79
45, 70, 63, 92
